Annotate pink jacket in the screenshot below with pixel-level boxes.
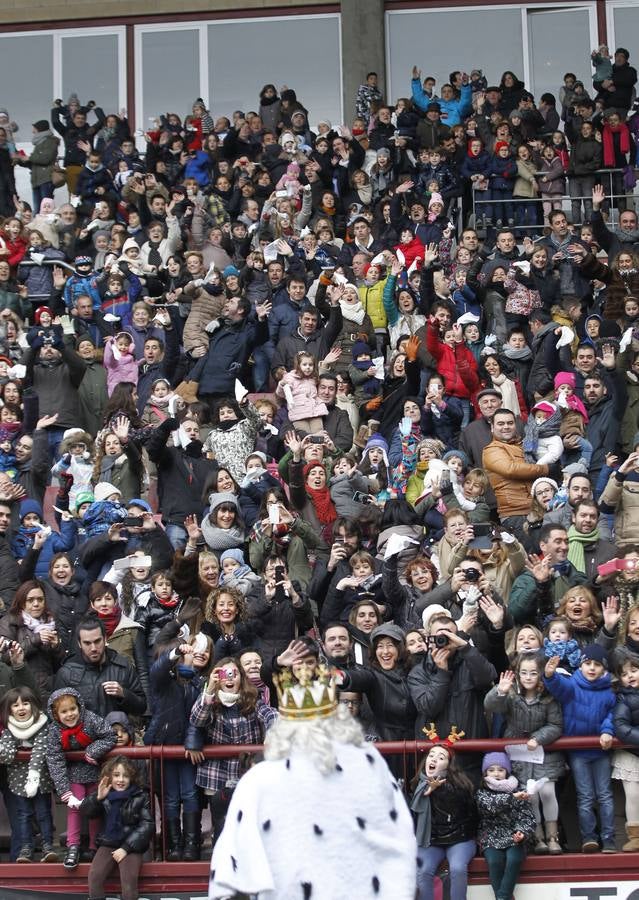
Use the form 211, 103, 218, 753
276, 370, 328, 422
103, 339, 139, 396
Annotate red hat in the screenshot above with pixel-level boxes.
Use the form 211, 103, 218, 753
34, 306, 53, 324
303, 461, 326, 479
494, 141, 510, 153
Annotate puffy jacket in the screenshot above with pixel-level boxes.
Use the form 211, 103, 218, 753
482, 438, 547, 517
411, 80, 472, 126
188, 316, 269, 397
508, 564, 588, 626
568, 136, 603, 176
614, 686, 639, 757
11, 518, 78, 579
425, 324, 479, 399
54, 647, 146, 718
358, 277, 389, 331
543, 669, 615, 759
246, 581, 313, 663
600, 470, 639, 549
343, 665, 416, 741
80, 785, 154, 853
182, 283, 225, 353
0, 611, 64, 702
275, 370, 328, 422
41, 578, 89, 658
488, 154, 517, 191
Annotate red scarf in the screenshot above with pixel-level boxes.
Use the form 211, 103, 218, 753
155, 591, 180, 609
97, 606, 122, 638
60, 722, 93, 751
603, 123, 630, 167
305, 484, 336, 525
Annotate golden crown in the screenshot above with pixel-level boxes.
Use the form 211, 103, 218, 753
273, 664, 339, 720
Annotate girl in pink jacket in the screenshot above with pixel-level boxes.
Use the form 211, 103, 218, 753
103, 332, 139, 396
276, 350, 328, 434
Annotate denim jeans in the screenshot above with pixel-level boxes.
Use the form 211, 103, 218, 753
568, 752, 615, 843
483, 844, 525, 900
252, 344, 273, 392
165, 522, 187, 551
417, 839, 476, 900
32, 182, 54, 212
12, 791, 54, 850
161, 759, 200, 818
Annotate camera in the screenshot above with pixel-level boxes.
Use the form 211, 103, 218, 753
218, 666, 235, 681
352, 491, 373, 504
429, 634, 449, 648
309, 435, 325, 444
463, 568, 480, 582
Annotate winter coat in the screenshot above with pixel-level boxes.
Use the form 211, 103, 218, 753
358, 278, 389, 331
580, 252, 639, 322
600, 469, 639, 549
328, 470, 371, 518
46, 687, 116, 795
96, 443, 143, 504
246, 581, 313, 663
344, 665, 416, 741
188, 316, 269, 398
482, 438, 546, 518
411, 80, 472, 127
270, 306, 343, 374
410, 776, 478, 849
182, 283, 225, 353
276, 371, 328, 422
202, 404, 261, 482
543, 669, 615, 759
18, 246, 65, 297
508, 564, 588, 627
0, 714, 53, 797
107, 613, 150, 702
11, 519, 78, 579
537, 156, 565, 195
484, 686, 564, 781
80, 785, 154, 853
476, 786, 536, 850
144, 648, 206, 745
614, 686, 639, 757
21, 132, 59, 187
23, 345, 87, 430
0, 611, 64, 702
103, 340, 139, 396
568, 136, 603, 176
41, 578, 89, 659
514, 159, 539, 198
425, 326, 479, 400
54, 647, 146, 719
488, 154, 517, 191
407, 644, 496, 738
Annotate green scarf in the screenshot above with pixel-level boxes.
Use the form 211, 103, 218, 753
567, 525, 599, 574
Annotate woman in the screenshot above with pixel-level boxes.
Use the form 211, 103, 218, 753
556, 585, 604, 648
248, 487, 325, 589
382, 554, 439, 630
463, 533, 526, 600
343, 169, 373, 211
102, 382, 143, 433
201, 492, 246, 555
347, 599, 382, 666
185, 656, 277, 841
341, 623, 416, 744
376, 498, 424, 570
0, 580, 64, 702
524, 477, 559, 552
41, 553, 89, 657
0, 379, 22, 408
315, 282, 375, 375
89, 581, 149, 703
92, 418, 143, 503
202, 467, 259, 531
202, 398, 261, 483
246, 555, 313, 663
309, 192, 346, 238
578, 247, 639, 323
476, 351, 527, 421
499, 71, 525, 114
202, 585, 256, 661
0, 260, 28, 317
287, 436, 337, 544
383, 260, 427, 349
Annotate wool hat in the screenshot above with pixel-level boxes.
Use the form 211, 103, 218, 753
220, 548, 246, 566
428, 192, 444, 208
223, 265, 240, 278
19, 499, 43, 521
208, 491, 239, 513
443, 448, 469, 467
422, 604, 452, 631
554, 371, 576, 390
122, 238, 140, 254
34, 306, 53, 325
581, 644, 608, 668
418, 438, 445, 458
352, 340, 372, 360
371, 623, 405, 646
94, 482, 122, 502
530, 476, 559, 497
33, 120, 50, 133
532, 401, 557, 417
303, 461, 326, 479
563, 461, 588, 476
75, 490, 95, 510
62, 427, 86, 442
245, 450, 267, 466
128, 498, 152, 513
74, 255, 93, 268
494, 141, 510, 153
482, 751, 512, 774
363, 433, 389, 454
376, 147, 391, 159
0, 355, 13, 368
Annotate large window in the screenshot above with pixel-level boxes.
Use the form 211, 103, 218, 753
137, 28, 200, 126
0, 34, 54, 136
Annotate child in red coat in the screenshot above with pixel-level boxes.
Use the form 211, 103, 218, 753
425, 317, 479, 428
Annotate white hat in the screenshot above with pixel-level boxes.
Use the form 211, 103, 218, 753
94, 482, 122, 502
62, 428, 85, 441
422, 604, 452, 632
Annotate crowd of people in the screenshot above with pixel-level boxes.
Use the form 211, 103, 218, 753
0, 39, 638, 900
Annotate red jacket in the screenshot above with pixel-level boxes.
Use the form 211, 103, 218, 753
393, 236, 423, 270
425, 324, 479, 399
3, 235, 28, 270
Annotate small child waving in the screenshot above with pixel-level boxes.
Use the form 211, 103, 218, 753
276, 350, 328, 434
46, 687, 117, 869
103, 332, 139, 396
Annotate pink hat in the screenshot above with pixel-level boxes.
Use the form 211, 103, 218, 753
532, 401, 556, 416
554, 371, 576, 390
428, 192, 444, 208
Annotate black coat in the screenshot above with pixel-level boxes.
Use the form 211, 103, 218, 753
42, 578, 90, 658
614, 686, 639, 757
246, 582, 313, 663
54, 646, 146, 718
81, 785, 155, 853
144, 649, 206, 745
344, 665, 416, 741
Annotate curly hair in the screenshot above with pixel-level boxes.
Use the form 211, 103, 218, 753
404, 555, 438, 587
264, 703, 364, 774
204, 585, 248, 626
99, 754, 143, 787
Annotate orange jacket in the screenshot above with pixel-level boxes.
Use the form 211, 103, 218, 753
482, 439, 548, 518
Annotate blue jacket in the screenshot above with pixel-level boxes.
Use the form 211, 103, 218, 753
184, 151, 212, 187
421, 395, 465, 447
543, 669, 615, 758
488, 155, 517, 191
144, 649, 205, 745
268, 295, 313, 346
63, 272, 102, 311
11, 519, 78, 578
460, 151, 491, 180
614, 686, 639, 753
411, 80, 472, 126
189, 316, 269, 396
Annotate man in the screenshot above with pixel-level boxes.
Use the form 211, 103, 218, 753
0, 496, 21, 602
584, 373, 621, 485
411, 68, 472, 126
54, 618, 146, 718
322, 623, 353, 666
490, 229, 522, 267
483, 408, 549, 538
137, 328, 180, 413
312, 518, 362, 619
368, 106, 395, 150
544, 472, 595, 530
527, 310, 573, 403
75, 335, 108, 436
538, 211, 589, 296
598, 47, 637, 113
567, 499, 616, 581
591, 183, 639, 258
267, 276, 313, 350
415, 101, 451, 149
271, 306, 342, 376
460, 388, 503, 468
338, 217, 384, 267
316, 374, 354, 451
509, 525, 588, 625
71, 293, 114, 348
14, 415, 50, 506
51, 103, 105, 194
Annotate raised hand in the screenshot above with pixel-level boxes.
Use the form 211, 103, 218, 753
112, 415, 130, 443
525, 553, 552, 583
592, 184, 605, 210
602, 595, 621, 632
544, 655, 560, 678
497, 670, 516, 695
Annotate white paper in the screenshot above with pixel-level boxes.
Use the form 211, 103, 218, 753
383, 532, 419, 559
505, 742, 545, 764
333, 272, 348, 285
234, 379, 249, 403
268, 504, 280, 525
7, 364, 26, 379
371, 252, 386, 267
264, 240, 280, 263
396, 248, 405, 267
371, 355, 385, 379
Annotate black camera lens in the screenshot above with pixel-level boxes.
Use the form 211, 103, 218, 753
434, 634, 449, 648
462, 568, 480, 582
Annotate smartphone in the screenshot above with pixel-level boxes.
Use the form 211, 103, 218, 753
274, 565, 285, 585
597, 559, 620, 578
122, 516, 144, 528
472, 523, 493, 538
275, 190, 288, 198
309, 435, 324, 444
352, 491, 373, 504
268, 504, 280, 525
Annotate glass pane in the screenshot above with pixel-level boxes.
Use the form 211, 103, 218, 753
208, 17, 341, 129
387, 9, 523, 103
613, 6, 639, 49
61, 33, 120, 115
0, 34, 53, 138
141, 30, 199, 125
528, 9, 592, 102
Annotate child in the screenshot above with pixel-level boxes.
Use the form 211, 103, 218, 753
592, 45, 613, 88
0, 422, 19, 481
357, 433, 392, 502
485, 656, 564, 855
103, 332, 139, 396
218, 548, 261, 595
46, 687, 117, 869
141, 376, 181, 428
80, 755, 154, 898
11, 498, 77, 578
544, 644, 616, 852
51, 427, 95, 510
137, 570, 184, 660
276, 351, 328, 435
523, 401, 564, 466
554, 372, 593, 468
329, 453, 372, 517
410, 733, 478, 900
348, 340, 383, 411
476, 751, 537, 899
0, 686, 57, 863
612, 649, 639, 851
486, 141, 517, 228
333, 551, 384, 622
544, 616, 582, 673
239, 451, 281, 503
538, 146, 565, 219
425, 318, 479, 429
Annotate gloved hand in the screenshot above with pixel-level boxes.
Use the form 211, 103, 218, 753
365, 395, 383, 413
24, 770, 40, 798
67, 795, 82, 809
405, 334, 420, 362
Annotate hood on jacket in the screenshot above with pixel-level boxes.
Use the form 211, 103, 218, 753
47, 686, 86, 721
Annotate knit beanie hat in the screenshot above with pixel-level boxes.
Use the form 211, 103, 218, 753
364, 433, 389, 455
75, 491, 95, 510
34, 306, 53, 324
223, 265, 240, 278
494, 141, 510, 153
581, 644, 608, 668
94, 482, 122, 502
428, 192, 444, 208
532, 401, 557, 417
208, 491, 239, 513
530, 477, 558, 497
303, 461, 326, 479
352, 340, 372, 360
19, 499, 43, 521
554, 371, 576, 390
482, 751, 512, 774
220, 548, 246, 566
443, 448, 468, 467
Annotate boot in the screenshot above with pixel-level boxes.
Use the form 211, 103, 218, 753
622, 823, 639, 852
165, 818, 182, 861
182, 810, 201, 862
545, 821, 562, 854
63, 844, 80, 869
533, 824, 549, 854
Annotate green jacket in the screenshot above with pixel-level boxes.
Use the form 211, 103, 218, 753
509, 565, 588, 625
21, 133, 60, 187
